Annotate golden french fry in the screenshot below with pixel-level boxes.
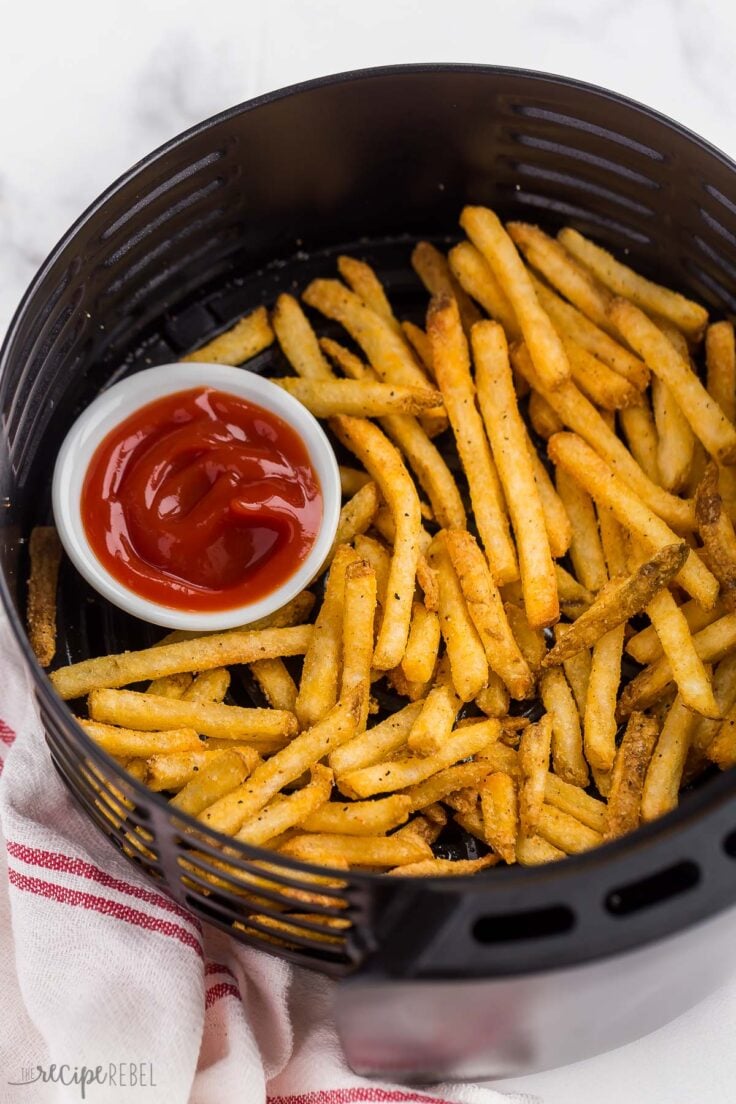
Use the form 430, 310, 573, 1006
554, 565, 594, 620
401, 321, 435, 378
235, 764, 334, 845
249, 659, 296, 712
385, 665, 433, 702
337, 255, 401, 332
200, 693, 360, 835
354, 535, 391, 607
598, 504, 628, 580
144, 746, 261, 792
52, 624, 312, 702
339, 466, 371, 497
706, 321, 736, 423
296, 544, 357, 728
559, 226, 708, 342
403, 761, 494, 811
272, 293, 333, 379
428, 296, 517, 583
474, 673, 511, 717
461, 207, 571, 388
407, 684, 461, 755
503, 600, 548, 673
79, 719, 202, 758
473, 320, 559, 626
544, 774, 606, 833
170, 749, 253, 817
548, 433, 717, 607
540, 668, 588, 788
626, 597, 724, 665
329, 701, 423, 776
155, 590, 313, 647
147, 673, 193, 699
448, 240, 521, 340
525, 435, 572, 558
584, 624, 624, 772
556, 467, 608, 592
332, 416, 421, 669
183, 306, 274, 364
689, 653, 736, 758
536, 805, 602, 854
429, 533, 489, 701
518, 713, 553, 834
605, 711, 659, 840
301, 793, 412, 835
528, 390, 564, 439
411, 240, 482, 335
393, 804, 447, 846
641, 696, 697, 822
610, 299, 735, 462
480, 771, 519, 863
696, 462, 736, 610
516, 831, 566, 865
341, 559, 378, 731
560, 637, 592, 723
332, 482, 380, 555
183, 669, 230, 704
338, 718, 500, 799
706, 699, 736, 768
389, 856, 498, 876
26, 526, 63, 667
401, 601, 441, 684
651, 377, 694, 493
279, 832, 432, 868
563, 338, 641, 410
273, 376, 443, 417
619, 401, 662, 485
544, 543, 688, 665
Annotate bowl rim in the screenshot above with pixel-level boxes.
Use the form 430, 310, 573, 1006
3, 62, 736, 912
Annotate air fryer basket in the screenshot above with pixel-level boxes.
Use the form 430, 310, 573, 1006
3, 65, 736, 1079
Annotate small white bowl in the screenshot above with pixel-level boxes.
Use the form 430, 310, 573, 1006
52, 363, 341, 631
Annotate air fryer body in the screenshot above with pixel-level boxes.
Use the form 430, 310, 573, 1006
2, 66, 736, 1082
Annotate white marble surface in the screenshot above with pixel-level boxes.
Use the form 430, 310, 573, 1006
3, 1, 736, 1101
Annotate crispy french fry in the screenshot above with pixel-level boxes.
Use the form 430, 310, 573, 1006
516, 831, 566, 865
26, 525, 63, 667
444, 529, 533, 699
339, 466, 371, 497
584, 625, 625, 772
548, 433, 717, 606
51, 625, 312, 701
706, 700, 736, 768
385, 665, 432, 702
544, 543, 688, 665
403, 761, 494, 811
564, 338, 641, 410
338, 718, 499, 799
536, 804, 602, 854
329, 700, 423, 776
393, 804, 447, 846
401, 321, 435, 378
474, 673, 511, 717
401, 601, 441, 684
706, 321, 736, 424
296, 544, 357, 728
156, 590, 314, 647
182, 669, 230, 704
332, 482, 380, 555
598, 504, 628, 580
618, 401, 662, 485
641, 696, 697, 822
544, 774, 606, 833
301, 793, 411, 836
605, 711, 659, 840
626, 597, 724, 665
235, 764, 334, 845
428, 296, 517, 583
273, 376, 442, 417
696, 462, 736, 610
407, 684, 461, 755
560, 638, 592, 723
652, 377, 695, 494
555, 467, 608, 592
480, 771, 519, 863
170, 749, 253, 816
503, 600, 548, 673
354, 535, 391, 608
690, 653, 736, 758
528, 390, 564, 439
448, 240, 521, 340
144, 746, 261, 792
461, 207, 571, 388
249, 659, 296, 712
337, 255, 401, 331
147, 673, 193, 699
272, 293, 332, 379
610, 299, 736, 462
518, 713, 553, 834
79, 719, 202, 758
341, 559, 378, 731
332, 416, 421, 669
183, 306, 274, 364
555, 565, 594, 620
525, 438, 572, 559
540, 668, 588, 787
411, 241, 482, 336
559, 227, 708, 342
389, 855, 498, 876
279, 832, 432, 868
429, 533, 489, 701
474, 320, 559, 626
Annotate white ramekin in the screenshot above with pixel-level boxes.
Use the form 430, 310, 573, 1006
52, 363, 341, 630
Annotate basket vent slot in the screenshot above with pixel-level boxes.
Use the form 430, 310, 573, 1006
605, 860, 700, 917
721, 829, 736, 858
473, 904, 574, 944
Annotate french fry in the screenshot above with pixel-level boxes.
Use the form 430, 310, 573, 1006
626, 597, 724, 665
584, 625, 625, 772
157, 590, 315, 647
401, 321, 435, 378
147, 673, 193, 699
200, 693, 360, 835
332, 482, 380, 554
183, 306, 274, 364
544, 774, 606, 833
401, 601, 441, 684
51, 625, 312, 701
474, 320, 559, 626
170, 749, 253, 816
279, 832, 432, 868
527, 440, 572, 558
516, 831, 566, 865
144, 746, 261, 792
518, 713, 553, 833
618, 401, 662, 485
598, 502, 628, 580
528, 390, 563, 439
329, 701, 423, 776
301, 793, 411, 835
428, 296, 518, 582
273, 377, 442, 417
339, 466, 371, 497
690, 653, 736, 758
564, 338, 641, 410
341, 559, 378, 731
429, 533, 489, 701
237, 911, 349, 947
332, 416, 421, 669
235, 765, 334, 845
555, 565, 594, 620
610, 299, 736, 462
651, 377, 695, 493
78, 719, 202, 758
448, 240, 521, 340
26, 525, 63, 666
559, 227, 709, 342
706, 700, 736, 768
512, 344, 695, 532
338, 718, 500, 799
696, 462, 736, 610
555, 467, 608, 592
444, 528, 533, 699
605, 711, 659, 840
461, 207, 571, 388
543, 543, 688, 664
536, 805, 602, 854
393, 804, 447, 846
249, 659, 297, 712
706, 321, 736, 423
474, 673, 511, 717
480, 772, 519, 863
403, 761, 495, 811
620, 610, 736, 715
354, 535, 391, 608
540, 668, 588, 787
411, 241, 482, 335
385, 665, 432, 702
560, 638, 592, 722
389, 856, 498, 876
503, 600, 548, 673
407, 684, 461, 755
548, 433, 718, 607
476, 740, 522, 778
183, 668, 230, 704
296, 545, 357, 728
337, 255, 401, 332
641, 696, 697, 822
271, 293, 333, 379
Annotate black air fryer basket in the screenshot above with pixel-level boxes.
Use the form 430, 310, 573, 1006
3, 65, 736, 1081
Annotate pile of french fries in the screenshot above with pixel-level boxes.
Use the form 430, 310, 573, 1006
30, 205, 736, 888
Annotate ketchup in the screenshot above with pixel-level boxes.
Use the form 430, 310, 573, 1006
82, 387, 322, 611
